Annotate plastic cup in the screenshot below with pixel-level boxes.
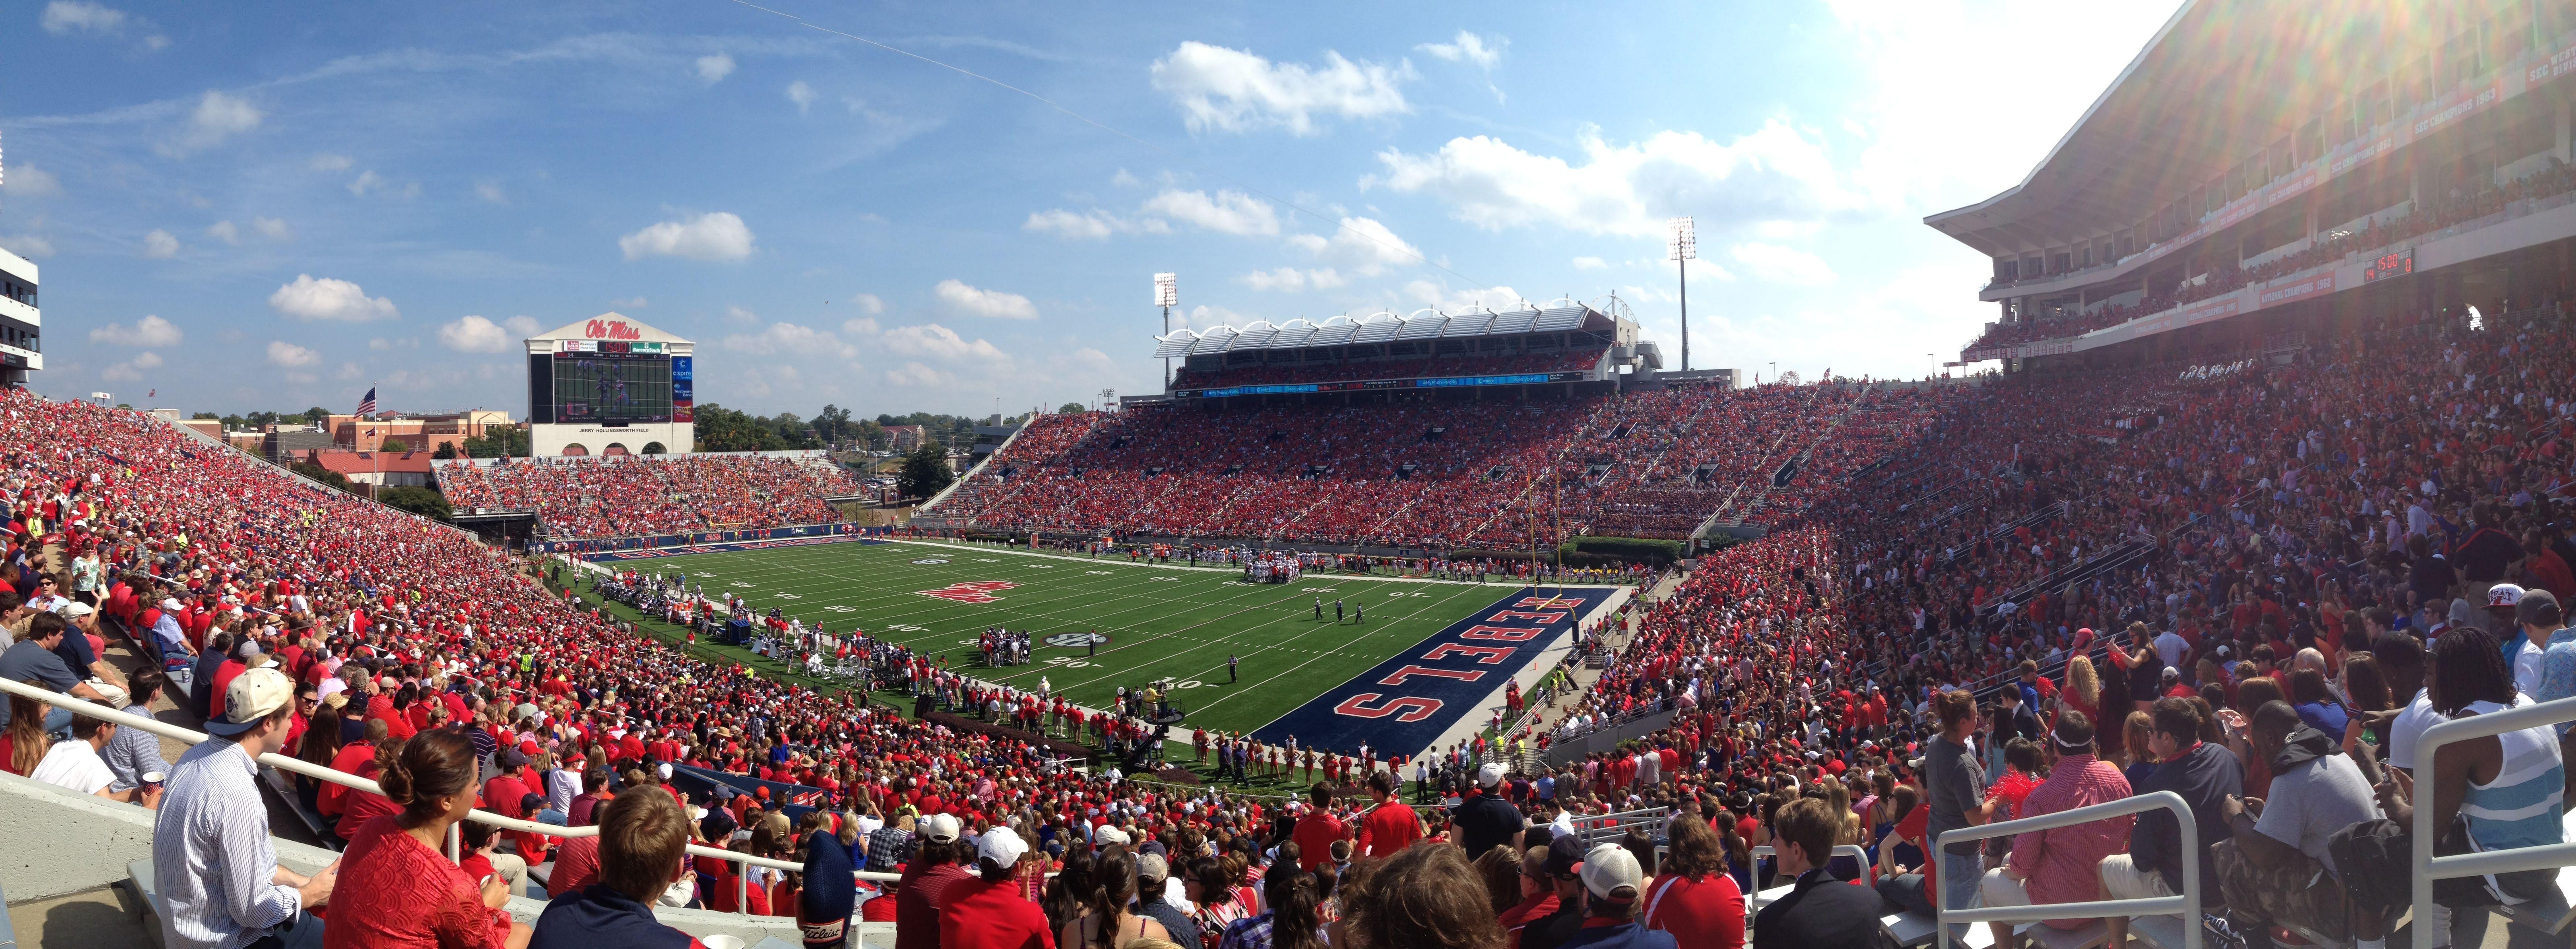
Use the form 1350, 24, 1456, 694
140, 771, 165, 790
702, 936, 745, 949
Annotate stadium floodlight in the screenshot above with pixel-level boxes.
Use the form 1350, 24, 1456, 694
1669, 217, 1696, 372
1155, 273, 1179, 390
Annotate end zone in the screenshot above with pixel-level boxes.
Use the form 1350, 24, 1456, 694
1250, 584, 1627, 761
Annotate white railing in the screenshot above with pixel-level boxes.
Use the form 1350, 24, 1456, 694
1932, 789, 2200, 949
2411, 695, 2576, 949
0, 677, 898, 918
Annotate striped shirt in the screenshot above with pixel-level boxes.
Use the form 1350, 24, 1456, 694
151, 739, 302, 949
2459, 699, 2567, 857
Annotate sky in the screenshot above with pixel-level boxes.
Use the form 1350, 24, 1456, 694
0, 0, 2180, 420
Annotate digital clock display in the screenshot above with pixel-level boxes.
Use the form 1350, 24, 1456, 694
2365, 249, 2413, 283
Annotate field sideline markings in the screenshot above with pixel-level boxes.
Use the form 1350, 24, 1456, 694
882, 538, 1630, 589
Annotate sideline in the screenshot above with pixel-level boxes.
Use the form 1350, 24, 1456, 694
879, 536, 1634, 589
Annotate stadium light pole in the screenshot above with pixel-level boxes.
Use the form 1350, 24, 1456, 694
1155, 273, 1179, 390
1668, 217, 1695, 373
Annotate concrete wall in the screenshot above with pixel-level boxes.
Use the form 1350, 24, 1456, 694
0, 770, 832, 947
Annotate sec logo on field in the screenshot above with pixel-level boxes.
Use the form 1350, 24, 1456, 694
912, 558, 949, 565
1044, 632, 1110, 648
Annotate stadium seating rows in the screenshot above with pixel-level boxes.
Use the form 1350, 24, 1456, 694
436, 454, 865, 540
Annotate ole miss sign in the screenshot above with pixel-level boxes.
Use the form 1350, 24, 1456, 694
918, 580, 1018, 604
1253, 585, 1614, 756
584, 318, 645, 340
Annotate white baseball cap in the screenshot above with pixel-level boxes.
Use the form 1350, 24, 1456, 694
2489, 584, 2528, 609
978, 826, 1030, 868
1580, 843, 1643, 902
1095, 825, 1132, 846
205, 667, 294, 737
922, 813, 962, 843
1477, 762, 1506, 787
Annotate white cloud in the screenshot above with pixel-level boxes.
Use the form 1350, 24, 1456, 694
1285, 216, 1421, 275
619, 212, 755, 261
722, 321, 859, 359
347, 170, 384, 196
1141, 189, 1280, 236
503, 316, 539, 336
1571, 256, 1607, 270
265, 340, 322, 368
1111, 169, 1141, 188
267, 274, 399, 322
252, 216, 293, 241
1729, 242, 1835, 285
1240, 266, 1346, 292
39, 1, 123, 34
1415, 31, 1505, 69
206, 220, 240, 245
0, 235, 55, 258
696, 53, 736, 84
886, 362, 952, 387
934, 279, 1038, 320
140, 229, 179, 258
1149, 41, 1414, 136
786, 80, 817, 113
308, 153, 353, 172
0, 165, 62, 198
883, 323, 1010, 364
436, 315, 517, 353
1177, 305, 1253, 330
1023, 210, 1118, 240
101, 351, 162, 383
474, 181, 508, 204
336, 361, 364, 382
367, 338, 395, 351
1365, 123, 1862, 237
1402, 281, 1525, 313
848, 293, 886, 315
724, 304, 759, 323
89, 315, 182, 347
160, 91, 261, 157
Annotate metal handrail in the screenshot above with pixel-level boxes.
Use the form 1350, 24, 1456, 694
2410, 695, 2576, 948
0, 677, 899, 920
1746, 843, 1872, 894
1932, 789, 2199, 949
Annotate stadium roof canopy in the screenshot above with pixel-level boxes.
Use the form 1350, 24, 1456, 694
525, 312, 693, 345
1151, 304, 1619, 358
1925, 0, 2514, 257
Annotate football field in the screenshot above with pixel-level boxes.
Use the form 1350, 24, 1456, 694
596, 538, 1610, 743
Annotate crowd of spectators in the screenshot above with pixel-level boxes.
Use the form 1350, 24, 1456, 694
13, 292, 2576, 947
436, 454, 864, 540
1172, 351, 1605, 391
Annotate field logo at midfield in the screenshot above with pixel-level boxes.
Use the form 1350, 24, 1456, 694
1044, 631, 1110, 648
1253, 587, 1614, 757
918, 580, 1018, 604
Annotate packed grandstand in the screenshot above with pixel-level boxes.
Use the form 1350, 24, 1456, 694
14, 1, 2576, 947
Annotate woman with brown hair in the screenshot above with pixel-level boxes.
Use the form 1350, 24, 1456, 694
1064, 849, 1171, 949
2, 685, 50, 776
322, 728, 531, 949
1336, 844, 1500, 949
1470, 844, 1522, 916
1642, 807, 1745, 949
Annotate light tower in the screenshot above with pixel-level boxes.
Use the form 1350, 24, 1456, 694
1668, 217, 1696, 372
1154, 272, 1179, 388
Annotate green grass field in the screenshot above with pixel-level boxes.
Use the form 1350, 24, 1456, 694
603, 539, 1530, 735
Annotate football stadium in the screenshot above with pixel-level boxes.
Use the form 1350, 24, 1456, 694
7, 0, 2576, 947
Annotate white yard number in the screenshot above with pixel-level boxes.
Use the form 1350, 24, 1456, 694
1086, 571, 1116, 576
1044, 656, 1096, 669
1388, 592, 1427, 598
729, 581, 756, 588
1301, 587, 1338, 593
774, 594, 803, 600
1030, 564, 1054, 569
1173, 679, 1204, 689
823, 605, 857, 613
885, 624, 927, 632
976, 559, 1001, 563
1150, 576, 1183, 583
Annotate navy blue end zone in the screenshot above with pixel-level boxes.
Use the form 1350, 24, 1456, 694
1251, 585, 1616, 757
582, 535, 888, 562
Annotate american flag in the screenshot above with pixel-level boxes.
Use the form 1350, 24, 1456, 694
354, 387, 377, 417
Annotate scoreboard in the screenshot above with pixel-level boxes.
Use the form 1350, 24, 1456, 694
2364, 249, 2413, 283
527, 339, 694, 425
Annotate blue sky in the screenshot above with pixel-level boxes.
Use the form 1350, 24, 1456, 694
0, 0, 2176, 419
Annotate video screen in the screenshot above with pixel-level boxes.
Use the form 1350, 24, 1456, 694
553, 351, 672, 424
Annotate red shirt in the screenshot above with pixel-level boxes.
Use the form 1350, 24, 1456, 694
937, 877, 1056, 949
324, 816, 517, 949
1356, 800, 1422, 857
896, 862, 977, 949
1291, 811, 1348, 871
547, 835, 603, 898
1641, 872, 1746, 949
